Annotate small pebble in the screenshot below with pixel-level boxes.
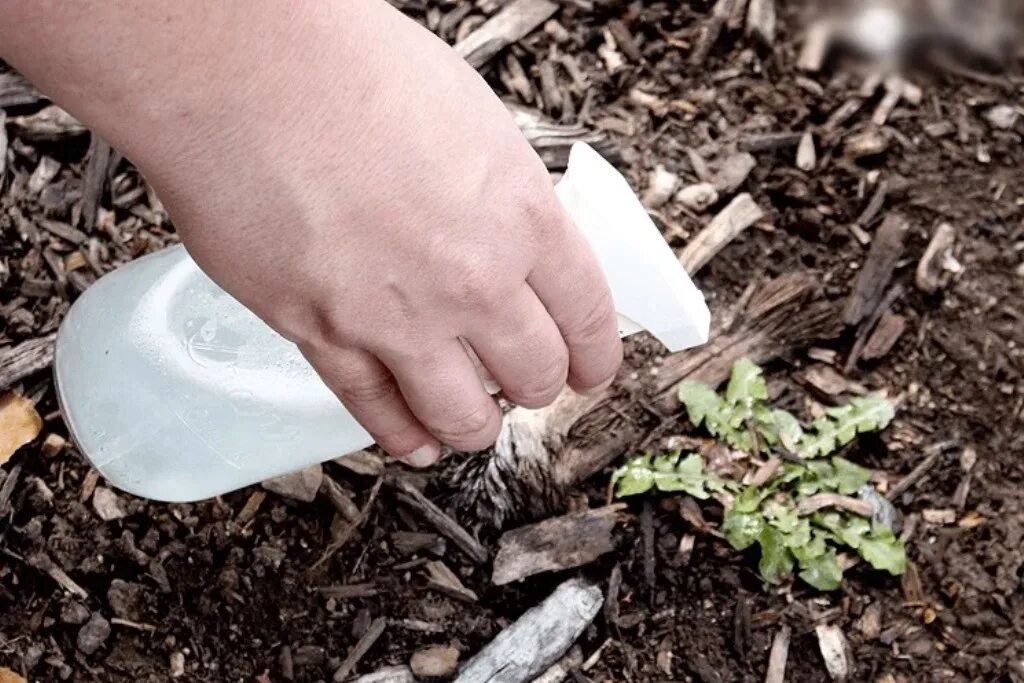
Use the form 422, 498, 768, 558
60, 601, 90, 625
410, 645, 460, 679
984, 104, 1018, 130
76, 612, 111, 655
675, 183, 719, 212
169, 651, 186, 678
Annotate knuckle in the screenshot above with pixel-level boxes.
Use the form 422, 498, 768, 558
567, 290, 617, 344
334, 372, 396, 405
433, 401, 498, 449
445, 257, 503, 311
508, 351, 569, 407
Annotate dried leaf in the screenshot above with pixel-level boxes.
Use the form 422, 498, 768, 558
0, 668, 27, 683
0, 392, 43, 465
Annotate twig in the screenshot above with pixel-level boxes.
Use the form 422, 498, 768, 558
333, 617, 387, 682
454, 0, 558, 69
796, 493, 873, 517
764, 625, 791, 683
677, 194, 765, 275
311, 476, 382, 571
26, 552, 88, 599
886, 442, 956, 501
390, 476, 488, 564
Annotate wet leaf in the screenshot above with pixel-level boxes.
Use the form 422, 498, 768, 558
723, 507, 763, 550
757, 525, 794, 584
798, 548, 843, 590
858, 526, 907, 575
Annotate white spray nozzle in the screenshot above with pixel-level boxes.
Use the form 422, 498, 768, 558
556, 143, 710, 352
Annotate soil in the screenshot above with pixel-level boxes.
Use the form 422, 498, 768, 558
2, 2, 1023, 682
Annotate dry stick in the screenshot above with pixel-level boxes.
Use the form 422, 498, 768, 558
796, 493, 874, 517
80, 136, 111, 233
842, 213, 908, 326
677, 194, 765, 275
26, 552, 89, 599
0, 334, 57, 391
845, 283, 904, 373
333, 617, 387, 682
311, 476, 383, 571
454, 0, 558, 69
455, 579, 602, 683
764, 625, 792, 683
886, 447, 949, 501
390, 476, 488, 564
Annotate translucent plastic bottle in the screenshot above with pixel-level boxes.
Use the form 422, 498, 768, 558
54, 144, 710, 501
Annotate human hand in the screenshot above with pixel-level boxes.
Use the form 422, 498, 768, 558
1, 1, 623, 467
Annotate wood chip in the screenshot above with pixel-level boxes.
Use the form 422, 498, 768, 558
796, 493, 873, 517
319, 583, 379, 600
690, 0, 733, 65
764, 625, 791, 683
642, 166, 680, 209
856, 602, 883, 640
675, 183, 720, 212
0, 668, 27, 683
796, 131, 817, 171
0, 392, 42, 465
745, 0, 776, 45
678, 193, 765, 275
922, 509, 957, 525
738, 132, 803, 153
424, 561, 478, 603
27, 552, 89, 599
815, 624, 852, 682
861, 311, 906, 360
455, 578, 602, 683
10, 105, 87, 142
352, 666, 415, 683
334, 449, 385, 476
491, 505, 624, 585
843, 214, 908, 326
321, 473, 360, 522
333, 617, 387, 682
454, 0, 559, 69
713, 152, 757, 194
410, 645, 460, 679
915, 223, 958, 293
261, 464, 323, 503
844, 129, 890, 159
236, 490, 266, 524
798, 21, 832, 72
0, 335, 57, 391
532, 646, 583, 683
92, 486, 127, 521
391, 476, 488, 564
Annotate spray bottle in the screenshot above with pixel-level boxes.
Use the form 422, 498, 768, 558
54, 144, 710, 502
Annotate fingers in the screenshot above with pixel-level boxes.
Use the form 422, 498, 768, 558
380, 338, 503, 452
528, 209, 623, 394
464, 285, 568, 408
300, 344, 440, 467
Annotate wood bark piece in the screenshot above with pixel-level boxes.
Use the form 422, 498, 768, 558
491, 504, 624, 585
390, 476, 488, 564
333, 617, 387, 682
815, 624, 852, 682
10, 106, 87, 142
764, 625, 791, 683
352, 666, 415, 683
0, 71, 41, 108
424, 561, 478, 604
745, 0, 777, 46
678, 193, 765, 275
861, 311, 906, 360
798, 21, 832, 71
713, 152, 757, 194
842, 214, 908, 326
26, 552, 89, 599
691, 0, 734, 65
455, 578, 602, 683
0, 334, 57, 390
738, 132, 803, 153
916, 222, 957, 293
533, 646, 583, 683
447, 273, 842, 527
454, 0, 558, 69
508, 104, 611, 170
0, 110, 7, 182
261, 464, 323, 503
80, 136, 112, 233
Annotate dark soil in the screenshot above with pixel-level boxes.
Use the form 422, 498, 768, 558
2, 2, 1023, 682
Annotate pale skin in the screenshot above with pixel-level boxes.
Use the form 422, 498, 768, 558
1, 1, 623, 467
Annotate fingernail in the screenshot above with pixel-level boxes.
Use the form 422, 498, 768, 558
580, 375, 616, 397
402, 445, 439, 469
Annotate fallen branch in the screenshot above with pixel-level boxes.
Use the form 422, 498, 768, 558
677, 193, 765, 275
0, 334, 57, 391
455, 578, 602, 683
454, 0, 558, 69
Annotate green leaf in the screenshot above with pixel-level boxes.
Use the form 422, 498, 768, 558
791, 530, 828, 563
798, 548, 843, 590
798, 395, 896, 458
726, 358, 769, 407
651, 453, 710, 499
830, 457, 872, 495
733, 486, 769, 513
611, 454, 656, 497
756, 408, 804, 452
678, 381, 727, 434
836, 516, 872, 549
757, 525, 794, 584
723, 507, 764, 550
612, 452, 714, 500
858, 526, 906, 575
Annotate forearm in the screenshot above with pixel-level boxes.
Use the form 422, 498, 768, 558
0, 2, 378, 184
